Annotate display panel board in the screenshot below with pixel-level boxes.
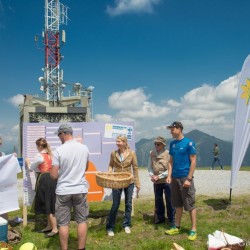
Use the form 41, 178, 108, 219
22, 122, 135, 205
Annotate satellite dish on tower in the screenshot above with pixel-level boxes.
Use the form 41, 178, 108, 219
39, 77, 45, 83
87, 86, 95, 92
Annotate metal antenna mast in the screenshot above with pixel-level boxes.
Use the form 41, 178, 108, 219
40, 0, 68, 106
19, 0, 94, 156
33, 0, 94, 119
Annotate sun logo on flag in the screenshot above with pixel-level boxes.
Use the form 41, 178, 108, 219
241, 78, 250, 105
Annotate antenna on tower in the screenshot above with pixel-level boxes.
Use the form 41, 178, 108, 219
33, 0, 94, 114
19, 1, 94, 158
35, 0, 69, 106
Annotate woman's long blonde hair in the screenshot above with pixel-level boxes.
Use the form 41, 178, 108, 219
36, 138, 52, 157
116, 135, 130, 150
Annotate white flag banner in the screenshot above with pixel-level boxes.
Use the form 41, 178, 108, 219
231, 54, 250, 189
0, 154, 21, 214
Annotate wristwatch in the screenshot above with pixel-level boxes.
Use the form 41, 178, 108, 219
186, 177, 192, 182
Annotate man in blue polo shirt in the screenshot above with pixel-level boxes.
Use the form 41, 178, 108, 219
165, 121, 197, 241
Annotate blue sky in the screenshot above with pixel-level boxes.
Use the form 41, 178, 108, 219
1, 0, 250, 151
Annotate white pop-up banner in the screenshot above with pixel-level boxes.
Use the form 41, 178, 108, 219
0, 154, 21, 214
230, 54, 250, 197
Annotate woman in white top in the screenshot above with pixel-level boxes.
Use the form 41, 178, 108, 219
25, 138, 58, 237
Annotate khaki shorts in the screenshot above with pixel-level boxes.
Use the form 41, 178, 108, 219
55, 193, 89, 226
171, 177, 196, 211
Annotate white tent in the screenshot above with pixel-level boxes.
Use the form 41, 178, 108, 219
230, 54, 250, 200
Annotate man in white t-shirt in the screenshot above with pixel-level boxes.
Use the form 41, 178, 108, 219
51, 124, 89, 250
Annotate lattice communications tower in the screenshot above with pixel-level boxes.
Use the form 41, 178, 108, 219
19, 0, 94, 156
36, 0, 68, 106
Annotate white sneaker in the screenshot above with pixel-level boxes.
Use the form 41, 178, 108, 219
107, 230, 114, 237
124, 227, 131, 234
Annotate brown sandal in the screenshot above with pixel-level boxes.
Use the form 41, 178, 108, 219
45, 231, 58, 238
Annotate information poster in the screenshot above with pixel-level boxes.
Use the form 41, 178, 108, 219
23, 121, 135, 205
104, 123, 133, 140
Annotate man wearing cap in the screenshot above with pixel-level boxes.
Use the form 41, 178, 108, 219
51, 124, 89, 250
148, 136, 175, 225
165, 121, 197, 241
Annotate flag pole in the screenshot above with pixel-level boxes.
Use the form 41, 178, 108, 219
229, 188, 232, 204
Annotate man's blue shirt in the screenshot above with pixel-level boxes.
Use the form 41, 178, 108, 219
169, 137, 196, 178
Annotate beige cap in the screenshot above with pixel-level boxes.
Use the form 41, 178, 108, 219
154, 136, 166, 146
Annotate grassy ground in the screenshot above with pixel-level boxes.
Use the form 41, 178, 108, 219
6, 194, 250, 250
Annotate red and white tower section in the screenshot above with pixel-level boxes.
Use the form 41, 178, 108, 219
38, 0, 68, 105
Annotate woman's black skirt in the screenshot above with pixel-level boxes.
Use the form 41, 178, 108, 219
34, 172, 57, 215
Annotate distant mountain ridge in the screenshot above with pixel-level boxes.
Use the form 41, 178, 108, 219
136, 129, 250, 167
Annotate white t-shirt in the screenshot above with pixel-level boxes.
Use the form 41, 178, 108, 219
29, 150, 48, 172
52, 140, 89, 195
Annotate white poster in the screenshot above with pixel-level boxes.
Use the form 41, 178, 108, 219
104, 123, 133, 140
0, 154, 21, 214
231, 54, 250, 188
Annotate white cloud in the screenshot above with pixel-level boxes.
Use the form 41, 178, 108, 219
215, 74, 239, 102
7, 94, 24, 107
2, 74, 240, 146
172, 74, 239, 140
99, 73, 240, 141
118, 101, 170, 118
167, 99, 182, 108
96, 87, 171, 140
108, 88, 147, 110
108, 88, 170, 119
181, 84, 215, 105
107, 0, 161, 16
11, 124, 19, 132
95, 114, 113, 122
